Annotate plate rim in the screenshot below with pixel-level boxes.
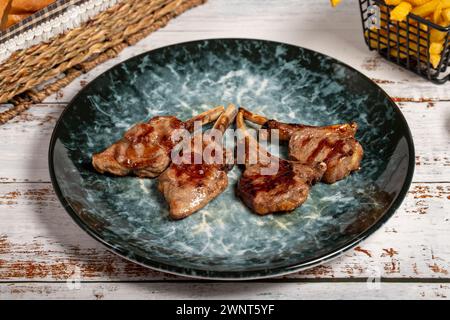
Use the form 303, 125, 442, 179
48, 37, 415, 280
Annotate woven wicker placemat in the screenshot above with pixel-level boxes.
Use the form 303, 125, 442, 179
0, 0, 206, 124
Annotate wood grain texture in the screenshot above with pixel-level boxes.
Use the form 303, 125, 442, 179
1, 282, 449, 300
0, 0, 449, 299
0, 182, 448, 281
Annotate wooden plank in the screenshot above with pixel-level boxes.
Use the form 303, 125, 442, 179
0, 282, 449, 299
32, 0, 450, 104
398, 102, 450, 183
45, 35, 450, 103
0, 182, 448, 281
0, 102, 447, 183
0, 104, 63, 183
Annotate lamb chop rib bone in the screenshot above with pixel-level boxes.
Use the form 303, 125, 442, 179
158, 104, 238, 220
236, 108, 326, 215
92, 106, 225, 178
240, 108, 363, 184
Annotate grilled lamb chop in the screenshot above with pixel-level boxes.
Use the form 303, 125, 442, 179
92, 106, 224, 178
158, 104, 237, 220
236, 109, 326, 215
240, 108, 363, 184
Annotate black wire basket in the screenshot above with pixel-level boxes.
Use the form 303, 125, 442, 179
359, 0, 450, 84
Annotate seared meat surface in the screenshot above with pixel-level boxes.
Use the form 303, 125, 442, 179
92, 116, 183, 177
238, 159, 326, 215
287, 124, 363, 183
158, 149, 230, 220
236, 109, 326, 215
92, 106, 224, 178
242, 108, 363, 184
158, 105, 237, 220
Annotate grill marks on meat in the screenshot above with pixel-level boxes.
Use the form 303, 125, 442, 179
93, 104, 365, 219
92, 116, 183, 177
158, 105, 237, 220
236, 109, 326, 215
92, 106, 224, 178
238, 159, 326, 215
288, 124, 363, 183
158, 151, 230, 220
243, 109, 364, 184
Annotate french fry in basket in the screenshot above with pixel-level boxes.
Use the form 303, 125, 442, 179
390, 2, 413, 21
365, 31, 388, 49
332, 0, 449, 70
442, 8, 450, 23
390, 48, 408, 59
441, 0, 450, 9
404, 0, 434, 6
386, 0, 403, 5
429, 41, 444, 54
433, 2, 443, 23
411, 0, 440, 17
429, 53, 441, 68
330, 0, 342, 7
430, 25, 447, 41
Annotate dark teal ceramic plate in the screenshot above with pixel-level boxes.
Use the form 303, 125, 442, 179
49, 39, 414, 280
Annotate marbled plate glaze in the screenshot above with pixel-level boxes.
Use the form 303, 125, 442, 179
49, 39, 414, 279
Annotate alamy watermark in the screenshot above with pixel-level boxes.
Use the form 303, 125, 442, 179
169, 121, 281, 175
367, 5, 381, 29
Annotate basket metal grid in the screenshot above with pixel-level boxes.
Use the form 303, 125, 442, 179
359, 0, 450, 84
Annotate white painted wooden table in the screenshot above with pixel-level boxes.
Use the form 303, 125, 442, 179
0, 0, 449, 300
